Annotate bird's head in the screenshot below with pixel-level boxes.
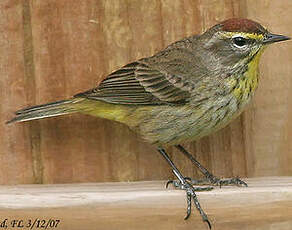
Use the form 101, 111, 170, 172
201, 18, 290, 72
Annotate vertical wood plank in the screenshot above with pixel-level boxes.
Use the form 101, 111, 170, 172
0, 0, 34, 184
244, 0, 292, 177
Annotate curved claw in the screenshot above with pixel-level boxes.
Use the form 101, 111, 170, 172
184, 193, 192, 220
200, 208, 212, 229
239, 179, 248, 187
204, 219, 212, 229
166, 180, 174, 189
219, 180, 223, 189
231, 177, 248, 187
184, 210, 191, 220
184, 177, 192, 182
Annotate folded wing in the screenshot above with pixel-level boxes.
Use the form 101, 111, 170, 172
74, 61, 193, 105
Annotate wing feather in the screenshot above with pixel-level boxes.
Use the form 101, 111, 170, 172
74, 61, 192, 105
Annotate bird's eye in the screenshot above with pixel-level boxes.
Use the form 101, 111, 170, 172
232, 36, 247, 48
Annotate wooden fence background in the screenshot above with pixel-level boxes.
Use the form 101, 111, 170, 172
0, 0, 291, 185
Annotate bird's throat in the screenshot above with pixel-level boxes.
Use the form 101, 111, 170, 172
231, 48, 265, 102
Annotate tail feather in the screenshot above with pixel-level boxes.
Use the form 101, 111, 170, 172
7, 98, 83, 124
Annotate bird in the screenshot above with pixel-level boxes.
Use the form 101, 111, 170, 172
7, 18, 290, 228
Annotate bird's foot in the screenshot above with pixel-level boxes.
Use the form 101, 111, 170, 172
209, 176, 247, 187
167, 175, 247, 188
167, 179, 212, 229
186, 175, 247, 188
166, 177, 213, 191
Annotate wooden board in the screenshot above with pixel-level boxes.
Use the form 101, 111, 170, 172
1, 177, 292, 230
244, 0, 292, 177
0, 0, 291, 184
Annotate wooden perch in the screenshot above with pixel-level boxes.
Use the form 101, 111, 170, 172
0, 177, 292, 230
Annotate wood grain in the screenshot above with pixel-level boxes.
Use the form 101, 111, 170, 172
0, 177, 292, 230
244, 0, 292, 177
0, 0, 291, 184
0, 0, 34, 184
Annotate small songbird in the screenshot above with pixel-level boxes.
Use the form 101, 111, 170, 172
7, 18, 290, 228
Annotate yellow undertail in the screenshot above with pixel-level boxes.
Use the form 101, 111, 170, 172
7, 98, 133, 124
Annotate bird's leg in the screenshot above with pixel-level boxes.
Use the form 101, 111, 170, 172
173, 145, 247, 187
157, 148, 212, 229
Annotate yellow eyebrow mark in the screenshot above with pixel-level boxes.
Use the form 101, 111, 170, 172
221, 32, 264, 40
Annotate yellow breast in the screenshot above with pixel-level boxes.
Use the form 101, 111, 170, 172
232, 47, 265, 103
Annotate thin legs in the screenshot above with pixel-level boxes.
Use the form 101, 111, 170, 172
175, 145, 247, 187
157, 148, 212, 229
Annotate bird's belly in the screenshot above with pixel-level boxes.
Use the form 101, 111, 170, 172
130, 94, 252, 146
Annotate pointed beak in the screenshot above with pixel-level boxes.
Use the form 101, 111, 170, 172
263, 33, 290, 44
